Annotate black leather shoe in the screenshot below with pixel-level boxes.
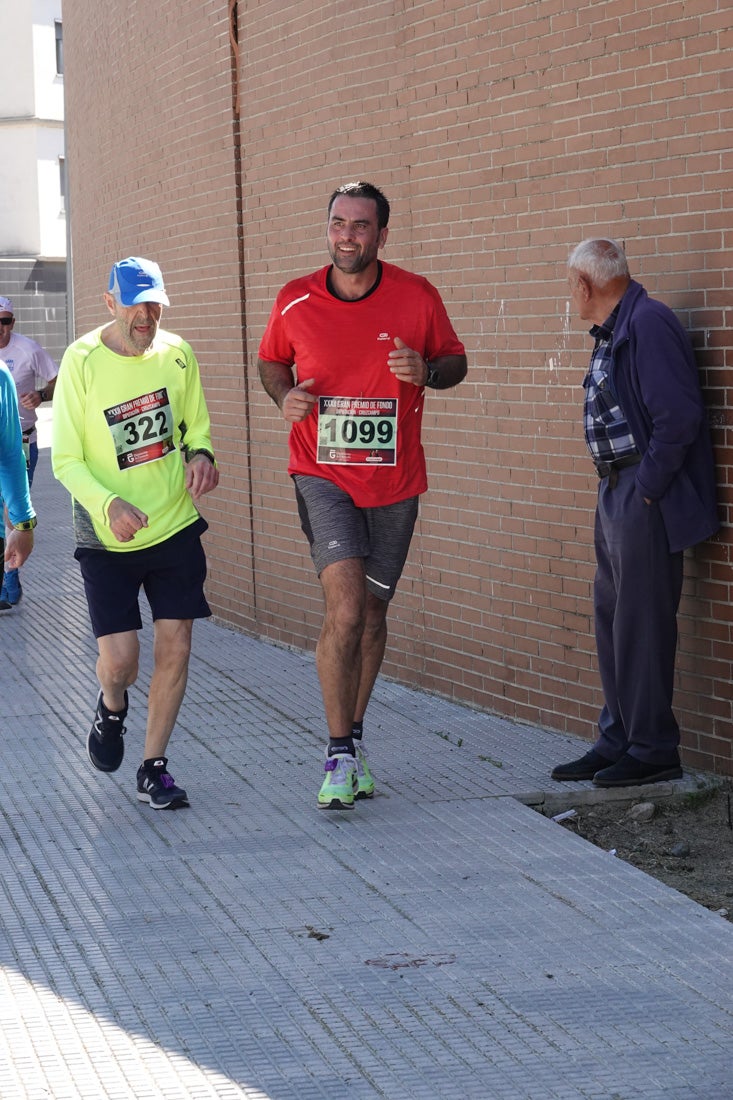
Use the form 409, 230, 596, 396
551, 749, 616, 781
592, 752, 682, 788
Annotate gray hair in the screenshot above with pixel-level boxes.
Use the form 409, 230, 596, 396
568, 238, 629, 287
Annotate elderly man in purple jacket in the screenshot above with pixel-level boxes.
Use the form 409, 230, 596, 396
552, 238, 719, 787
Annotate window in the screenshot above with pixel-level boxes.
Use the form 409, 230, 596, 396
59, 156, 66, 214
55, 20, 63, 76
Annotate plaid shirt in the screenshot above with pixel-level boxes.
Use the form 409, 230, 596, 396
583, 305, 638, 464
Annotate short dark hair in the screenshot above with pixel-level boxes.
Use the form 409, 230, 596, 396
327, 181, 390, 229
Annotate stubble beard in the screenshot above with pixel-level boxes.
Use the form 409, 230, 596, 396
329, 243, 374, 276
122, 318, 158, 355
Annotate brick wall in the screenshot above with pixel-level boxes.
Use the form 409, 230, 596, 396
63, 0, 732, 773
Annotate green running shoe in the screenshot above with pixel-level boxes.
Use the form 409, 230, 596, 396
317, 753, 357, 810
354, 742, 375, 799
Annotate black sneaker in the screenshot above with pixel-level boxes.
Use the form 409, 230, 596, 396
592, 752, 682, 788
87, 690, 128, 772
136, 758, 189, 810
551, 749, 616, 781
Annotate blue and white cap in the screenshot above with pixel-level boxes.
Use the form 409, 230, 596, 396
108, 257, 170, 307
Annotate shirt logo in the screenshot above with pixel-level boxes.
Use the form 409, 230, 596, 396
377, 332, 390, 341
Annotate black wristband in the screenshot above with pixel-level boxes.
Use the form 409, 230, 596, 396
425, 365, 442, 389
187, 447, 215, 465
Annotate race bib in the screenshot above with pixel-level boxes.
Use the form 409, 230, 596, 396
317, 396, 397, 466
105, 389, 175, 470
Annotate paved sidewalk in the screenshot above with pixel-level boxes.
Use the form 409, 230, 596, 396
1, 427, 731, 1100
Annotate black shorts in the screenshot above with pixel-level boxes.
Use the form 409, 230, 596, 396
293, 474, 419, 602
74, 519, 211, 638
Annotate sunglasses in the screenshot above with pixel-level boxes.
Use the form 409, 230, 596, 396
0, 317, 13, 326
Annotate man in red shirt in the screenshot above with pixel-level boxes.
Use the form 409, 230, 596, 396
259, 181, 467, 809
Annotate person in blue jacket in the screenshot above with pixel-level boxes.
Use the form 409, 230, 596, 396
0, 362, 36, 599
552, 238, 719, 787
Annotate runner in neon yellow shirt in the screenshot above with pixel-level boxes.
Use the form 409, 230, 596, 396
53, 322, 214, 552
52, 257, 219, 809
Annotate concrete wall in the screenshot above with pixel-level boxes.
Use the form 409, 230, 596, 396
61, 0, 732, 774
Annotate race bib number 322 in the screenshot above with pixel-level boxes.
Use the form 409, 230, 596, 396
105, 389, 175, 470
317, 396, 397, 466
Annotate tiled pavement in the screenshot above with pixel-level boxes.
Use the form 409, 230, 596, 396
1, 413, 731, 1100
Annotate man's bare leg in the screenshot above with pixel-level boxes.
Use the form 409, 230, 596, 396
354, 592, 389, 725
143, 618, 194, 760
315, 559, 370, 808
316, 558, 367, 740
87, 631, 139, 772
96, 630, 139, 710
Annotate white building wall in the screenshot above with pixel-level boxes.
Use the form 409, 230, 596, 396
33, 0, 64, 123
37, 126, 66, 257
0, 0, 65, 259
0, 125, 41, 254
1, 4, 35, 116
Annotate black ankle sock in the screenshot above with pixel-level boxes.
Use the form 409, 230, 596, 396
99, 690, 128, 720
351, 721, 363, 740
142, 757, 167, 773
328, 737, 355, 757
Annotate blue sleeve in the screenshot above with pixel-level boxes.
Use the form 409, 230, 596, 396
0, 368, 34, 525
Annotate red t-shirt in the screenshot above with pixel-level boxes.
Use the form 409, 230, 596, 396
259, 262, 465, 507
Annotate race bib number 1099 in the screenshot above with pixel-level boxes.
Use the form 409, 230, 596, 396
317, 396, 397, 466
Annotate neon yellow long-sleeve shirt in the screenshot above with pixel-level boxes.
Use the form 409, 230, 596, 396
52, 325, 215, 552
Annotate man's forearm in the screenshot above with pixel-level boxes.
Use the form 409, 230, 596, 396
258, 358, 295, 410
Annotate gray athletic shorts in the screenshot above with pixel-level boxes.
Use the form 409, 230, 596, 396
293, 474, 419, 602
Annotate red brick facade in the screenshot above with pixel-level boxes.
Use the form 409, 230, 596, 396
62, 1, 732, 773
